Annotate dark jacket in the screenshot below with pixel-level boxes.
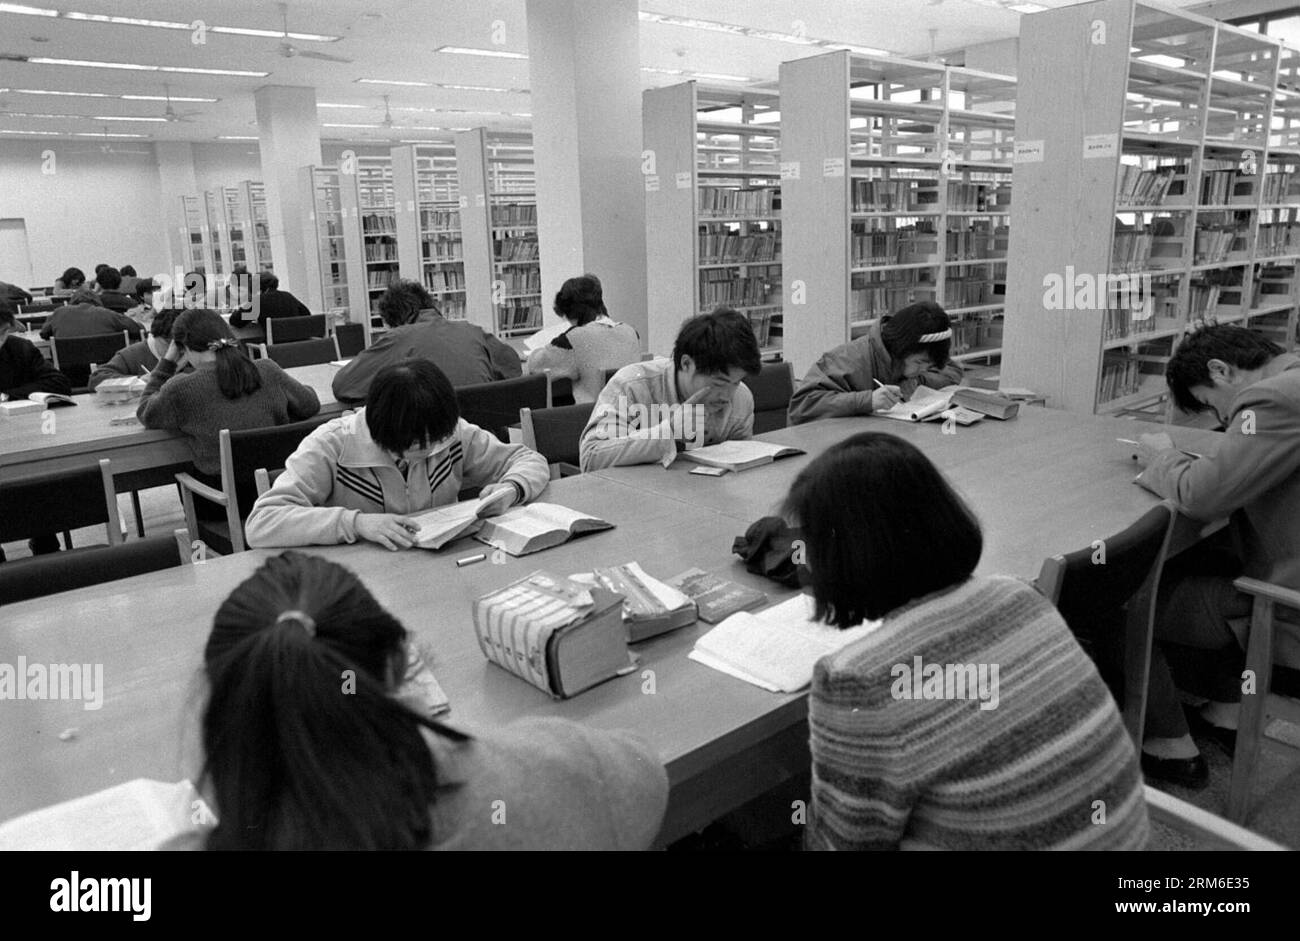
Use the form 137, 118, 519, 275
0, 334, 73, 398
97, 290, 134, 313
39, 302, 143, 340
0, 281, 33, 306
230, 289, 312, 330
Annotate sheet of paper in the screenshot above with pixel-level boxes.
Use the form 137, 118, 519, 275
680, 439, 794, 466
876, 384, 959, 422
0, 778, 212, 850
522, 320, 567, 353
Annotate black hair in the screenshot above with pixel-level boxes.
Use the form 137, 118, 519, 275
94, 263, 110, 276
119, 265, 137, 278
0, 298, 16, 328
200, 551, 466, 850
672, 307, 762, 376
58, 267, 85, 288
879, 301, 953, 369
377, 280, 437, 329
256, 272, 279, 293
172, 308, 262, 399
366, 358, 459, 453
554, 274, 607, 327
133, 279, 156, 300
149, 307, 183, 340
1166, 323, 1284, 414
783, 432, 982, 627
97, 266, 122, 291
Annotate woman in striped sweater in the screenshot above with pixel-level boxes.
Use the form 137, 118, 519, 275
785, 432, 1148, 850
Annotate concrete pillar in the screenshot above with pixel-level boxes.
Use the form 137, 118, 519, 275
254, 85, 322, 302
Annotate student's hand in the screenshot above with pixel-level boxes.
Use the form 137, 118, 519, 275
355, 513, 421, 550
871, 385, 903, 411
1134, 432, 1176, 467
163, 340, 188, 369
476, 483, 518, 517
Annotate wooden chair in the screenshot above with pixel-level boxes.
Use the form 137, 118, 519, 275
265, 313, 328, 344
742, 360, 795, 434
176, 417, 332, 555
456, 373, 548, 442
334, 322, 366, 357
0, 532, 189, 606
520, 403, 595, 478
1034, 501, 1177, 751
1225, 577, 1300, 824
261, 336, 340, 368
1144, 785, 1285, 850
50, 330, 132, 392
0, 459, 122, 553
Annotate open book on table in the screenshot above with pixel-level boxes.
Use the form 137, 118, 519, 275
475, 503, 613, 557
407, 487, 516, 550
875, 384, 961, 422
678, 439, 805, 472
689, 593, 879, 693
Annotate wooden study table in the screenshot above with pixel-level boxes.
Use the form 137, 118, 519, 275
0, 408, 1225, 845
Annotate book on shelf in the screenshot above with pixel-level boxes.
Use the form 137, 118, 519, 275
1116, 164, 1182, 206
361, 212, 397, 234
494, 238, 540, 262
472, 571, 633, 699
688, 593, 877, 693
0, 778, 214, 850
592, 562, 698, 643
475, 502, 614, 557
677, 439, 805, 472
698, 186, 779, 218
667, 567, 768, 624
406, 488, 517, 550
491, 203, 538, 227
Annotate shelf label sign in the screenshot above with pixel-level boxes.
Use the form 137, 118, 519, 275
675, 171, 691, 189
823, 157, 845, 178
458, 196, 468, 209
1082, 133, 1117, 159
1013, 140, 1045, 164
644, 174, 660, 192
475, 194, 486, 207
780, 161, 801, 180
406, 199, 416, 212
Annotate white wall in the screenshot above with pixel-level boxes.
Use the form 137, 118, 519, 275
191, 143, 262, 193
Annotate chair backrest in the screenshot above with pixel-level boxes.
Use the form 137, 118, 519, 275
263, 336, 339, 368
265, 314, 328, 344
223, 415, 335, 506
0, 534, 183, 606
742, 360, 795, 435
520, 403, 596, 468
456, 372, 548, 442
51, 330, 130, 379
0, 459, 122, 547
334, 322, 366, 357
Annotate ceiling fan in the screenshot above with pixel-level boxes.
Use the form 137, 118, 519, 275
380, 95, 395, 130
68, 126, 151, 156
277, 3, 352, 63
157, 84, 203, 123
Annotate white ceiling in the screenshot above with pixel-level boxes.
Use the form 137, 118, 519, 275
0, 0, 1214, 144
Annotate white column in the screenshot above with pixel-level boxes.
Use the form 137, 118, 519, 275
525, 0, 647, 343
254, 85, 322, 303
153, 142, 199, 289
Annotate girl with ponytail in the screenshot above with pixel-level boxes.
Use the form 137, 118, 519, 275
137, 308, 320, 519
197, 551, 670, 850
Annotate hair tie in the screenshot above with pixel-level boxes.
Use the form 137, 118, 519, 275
207, 337, 237, 352
276, 610, 316, 637
918, 329, 953, 343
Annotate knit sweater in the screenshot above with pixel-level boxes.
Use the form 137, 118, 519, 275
525, 316, 642, 404
788, 324, 963, 425
136, 358, 321, 476
806, 575, 1148, 851
0, 333, 72, 398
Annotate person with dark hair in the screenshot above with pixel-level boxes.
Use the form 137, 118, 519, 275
95, 266, 133, 313
88, 307, 188, 390
787, 301, 964, 425
117, 265, 139, 296
578, 307, 761, 472
246, 358, 549, 549
124, 278, 160, 330
332, 280, 521, 405
1129, 324, 1300, 787
87, 263, 111, 293
229, 271, 311, 331
181, 550, 667, 850
0, 277, 33, 307
524, 274, 641, 403
138, 309, 319, 519
53, 267, 86, 296
784, 432, 1147, 850
39, 288, 142, 346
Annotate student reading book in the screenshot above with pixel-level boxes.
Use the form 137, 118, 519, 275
475, 503, 613, 556
787, 301, 964, 425
244, 359, 550, 550
677, 439, 805, 472
785, 432, 1148, 850
185, 551, 667, 850
523, 274, 641, 404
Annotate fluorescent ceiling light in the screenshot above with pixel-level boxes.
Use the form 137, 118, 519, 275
318, 103, 369, 109
639, 10, 888, 56
435, 46, 527, 59
824, 43, 891, 56
10, 88, 218, 101
0, 5, 338, 40
72, 131, 146, 137
1006, 3, 1048, 12
0, 110, 166, 121
122, 94, 217, 102
26, 56, 267, 77
217, 135, 258, 140
0, 128, 62, 134
641, 66, 755, 83
93, 115, 167, 122
356, 79, 528, 94
357, 79, 431, 87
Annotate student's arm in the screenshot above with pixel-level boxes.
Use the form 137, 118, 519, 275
331, 334, 398, 406
578, 375, 678, 472
718, 382, 755, 442
268, 363, 322, 420
243, 431, 358, 547
524, 343, 578, 382
135, 358, 182, 429
6, 340, 72, 398
39, 314, 56, 340
805, 658, 915, 851
786, 345, 877, 425
458, 421, 550, 503
1137, 384, 1300, 521
919, 359, 965, 390
484, 332, 523, 380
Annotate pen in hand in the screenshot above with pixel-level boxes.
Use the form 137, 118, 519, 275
873, 378, 902, 406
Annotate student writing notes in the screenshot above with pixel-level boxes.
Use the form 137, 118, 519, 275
787, 301, 964, 425
245, 359, 550, 550
1130, 325, 1300, 788
786, 433, 1148, 850
579, 307, 761, 472
185, 551, 668, 850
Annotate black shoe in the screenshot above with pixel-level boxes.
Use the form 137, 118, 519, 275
1183, 705, 1238, 755
1141, 751, 1209, 790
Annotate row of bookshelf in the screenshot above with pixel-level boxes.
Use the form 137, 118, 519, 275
424, 238, 462, 262
851, 227, 1006, 267
851, 178, 1011, 213
362, 212, 397, 235
497, 300, 544, 333
490, 203, 537, 227
425, 269, 465, 294
699, 231, 780, 265
366, 269, 401, 290
420, 209, 460, 231
497, 268, 540, 295
850, 270, 936, 319
364, 243, 399, 262
1098, 354, 1143, 405
699, 268, 780, 309
495, 237, 539, 262
699, 186, 779, 218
